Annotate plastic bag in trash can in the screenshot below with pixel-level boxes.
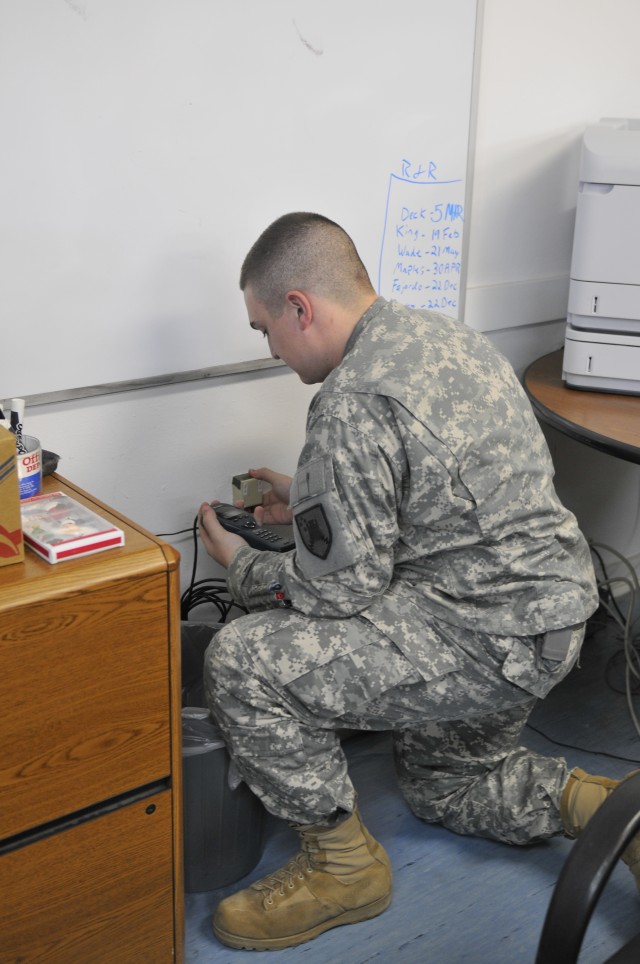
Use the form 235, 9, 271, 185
180, 621, 222, 708
182, 707, 241, 788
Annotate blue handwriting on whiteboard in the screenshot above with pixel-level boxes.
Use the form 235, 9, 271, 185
401, 159, 438, 182
378, 160, 465, 317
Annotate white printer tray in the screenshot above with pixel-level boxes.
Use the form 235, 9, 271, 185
568, 280, 640, 335
563, 326, 640, 394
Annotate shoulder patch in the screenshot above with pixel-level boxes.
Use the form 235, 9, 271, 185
295, 504, 332, 559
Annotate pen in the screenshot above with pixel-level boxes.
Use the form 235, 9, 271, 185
10, 398, 26, 454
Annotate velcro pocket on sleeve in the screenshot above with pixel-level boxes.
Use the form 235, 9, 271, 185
291, 454, 363, 579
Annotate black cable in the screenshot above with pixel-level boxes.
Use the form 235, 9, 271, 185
184, 514, 200, 618
173, 513, 248, 622
183, 578, 233, 621
588, 542, 640, 738
156, 512, 241, 621
174, 515, 198, 620
604, 645, 640, 696
590, 544, 626, 624
524, 720, 640, 766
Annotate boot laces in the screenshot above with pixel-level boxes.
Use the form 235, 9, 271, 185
251, 852, 314, 903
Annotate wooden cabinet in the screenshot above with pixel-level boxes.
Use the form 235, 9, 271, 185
0, 477, 184, 963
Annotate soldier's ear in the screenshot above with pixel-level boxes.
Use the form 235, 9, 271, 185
285, 291, 313, 331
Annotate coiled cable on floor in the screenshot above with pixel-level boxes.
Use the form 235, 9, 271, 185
590, 541, 640, 739
156, 514, 247, 623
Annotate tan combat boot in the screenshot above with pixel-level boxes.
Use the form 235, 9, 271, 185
212, 807, 392, 950
560, 767, 640, 890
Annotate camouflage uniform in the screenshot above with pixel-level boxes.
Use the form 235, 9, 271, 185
204, 298, 598, 842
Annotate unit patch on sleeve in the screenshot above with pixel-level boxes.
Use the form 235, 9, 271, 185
295, 504, 332, 560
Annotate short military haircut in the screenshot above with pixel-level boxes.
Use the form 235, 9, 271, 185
239, 212, 374, 315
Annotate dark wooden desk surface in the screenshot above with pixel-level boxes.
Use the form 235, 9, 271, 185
524, 349, 640, 464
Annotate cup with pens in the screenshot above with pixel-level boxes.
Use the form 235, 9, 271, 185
0, 398, 42, 499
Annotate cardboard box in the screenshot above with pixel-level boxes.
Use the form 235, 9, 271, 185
0, 425, 25, 566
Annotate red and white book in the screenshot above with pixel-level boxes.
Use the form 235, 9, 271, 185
20, 491, 125, 563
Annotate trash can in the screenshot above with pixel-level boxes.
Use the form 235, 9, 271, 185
181, 620, 221, 709
181, 622, 266, 892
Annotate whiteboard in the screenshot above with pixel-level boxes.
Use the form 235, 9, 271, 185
0, 0, 481, 400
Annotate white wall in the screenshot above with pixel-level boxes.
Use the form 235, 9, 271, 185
24, 0, 640, 592
26, 368, 316, 586
467, 0, 640, 335
467, 0, 640, 589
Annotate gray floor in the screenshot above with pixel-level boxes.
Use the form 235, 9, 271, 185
184, 612, 640, 963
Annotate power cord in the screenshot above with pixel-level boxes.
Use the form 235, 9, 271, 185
524, 721, 640, 767
526, 540, 640, 761
156, 514, 247, 622
590, 541, 640, 739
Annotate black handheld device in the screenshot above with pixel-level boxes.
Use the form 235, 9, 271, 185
210, 503, 295, 552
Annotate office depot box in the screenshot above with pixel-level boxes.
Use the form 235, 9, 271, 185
0, 426, 24, 566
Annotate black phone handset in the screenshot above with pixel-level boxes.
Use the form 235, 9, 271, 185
210, 503, 295, 552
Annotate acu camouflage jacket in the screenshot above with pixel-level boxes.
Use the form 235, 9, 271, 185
227, 298, 598, 678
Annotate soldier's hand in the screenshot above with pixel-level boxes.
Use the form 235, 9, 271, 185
247, 467, 293, 526
198, 502, 247, 568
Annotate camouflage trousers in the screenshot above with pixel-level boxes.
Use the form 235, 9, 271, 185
204, 609, 584, 844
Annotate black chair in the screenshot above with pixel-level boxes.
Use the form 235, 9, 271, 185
536, 770, 640, 963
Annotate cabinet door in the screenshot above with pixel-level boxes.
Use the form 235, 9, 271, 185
0, 789, 177, 964
0, 573, 171, 838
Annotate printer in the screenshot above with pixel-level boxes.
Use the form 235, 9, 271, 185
563, 118, 640, 394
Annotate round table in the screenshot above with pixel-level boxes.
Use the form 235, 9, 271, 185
523, 349, 640, 465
